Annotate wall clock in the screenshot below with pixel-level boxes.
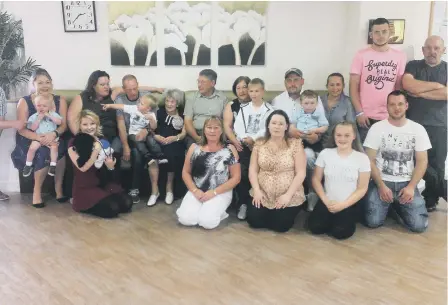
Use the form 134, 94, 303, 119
61, 1, 97, 32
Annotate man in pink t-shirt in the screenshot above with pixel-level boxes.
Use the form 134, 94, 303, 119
350, 17, 407, 142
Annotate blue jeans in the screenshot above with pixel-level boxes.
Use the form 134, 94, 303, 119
365, 181, 428, 233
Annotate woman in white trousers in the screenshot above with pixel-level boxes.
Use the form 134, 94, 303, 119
177, 116, 241, 229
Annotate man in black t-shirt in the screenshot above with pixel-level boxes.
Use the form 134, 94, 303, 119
403, 35, 447, 211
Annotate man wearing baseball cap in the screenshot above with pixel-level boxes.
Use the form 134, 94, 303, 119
272, 68, 325, 209
272, 68, 325, 134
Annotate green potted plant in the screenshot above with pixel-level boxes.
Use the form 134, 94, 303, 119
0, 10, 39, 99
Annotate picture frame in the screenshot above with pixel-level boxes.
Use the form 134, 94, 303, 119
367, 19, 405, 45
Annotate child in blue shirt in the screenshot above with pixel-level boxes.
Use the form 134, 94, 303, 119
24, 95, 62, 177
295, 90, 329, 135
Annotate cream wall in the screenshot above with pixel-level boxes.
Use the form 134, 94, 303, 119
3, 1, 431, 93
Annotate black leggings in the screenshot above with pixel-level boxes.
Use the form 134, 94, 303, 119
246, 203, 301, 233
82, 193, 133, 219
307, 199, 358, 240
235, 146, 252, 209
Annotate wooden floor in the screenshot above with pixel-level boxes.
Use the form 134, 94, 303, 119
0, 194, 446, 305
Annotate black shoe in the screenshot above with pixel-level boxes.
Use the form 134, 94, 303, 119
48, 165, 56, 176
426, 201, 438, 212
23, 165, 33, 177
56, 196, 69, 203
32, 202, 46, 208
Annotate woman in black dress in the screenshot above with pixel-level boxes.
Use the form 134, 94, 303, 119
146, 89, 187, 206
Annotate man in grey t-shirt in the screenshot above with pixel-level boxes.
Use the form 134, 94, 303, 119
184, 69, 228, 148
403, 35, 447, 211
113, 74, 164, 203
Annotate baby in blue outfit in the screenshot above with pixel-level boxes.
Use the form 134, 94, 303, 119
295, 90, 328, 135
23, 95, 62, 177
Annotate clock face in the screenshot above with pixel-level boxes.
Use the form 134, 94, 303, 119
62, 1, 97, 32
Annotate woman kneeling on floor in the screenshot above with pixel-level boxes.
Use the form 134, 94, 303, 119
68, 110, 133, 218
177, 116, 241, 229
308, 121, 370, 239
247, 110, 306, 233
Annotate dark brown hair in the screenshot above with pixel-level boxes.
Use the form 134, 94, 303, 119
232, 76, 251, 96
84, 70, 111, 101
326, 72, 345, 87
263, 109, 291, 145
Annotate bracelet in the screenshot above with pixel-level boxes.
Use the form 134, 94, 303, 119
213, 190, 217, 196
192, 188, 198, 193
176, 135, 180, 141
54, 130, 59, 138
355, 111, 364, 117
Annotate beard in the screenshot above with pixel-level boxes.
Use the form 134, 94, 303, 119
389, 112, 405, 120
373, 40, 388, 47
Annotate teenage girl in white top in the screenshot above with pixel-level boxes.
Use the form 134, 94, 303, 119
308, 121, 371, 240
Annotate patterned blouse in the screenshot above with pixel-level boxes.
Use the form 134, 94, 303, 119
190, 144, 238, 192
249, 138, 305, 209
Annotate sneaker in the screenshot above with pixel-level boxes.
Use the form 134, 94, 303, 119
307, 192, 319, 212
147, 193, 159, 206
23, 165, 33, 177
426, 201, 438, 212
48, 165, 56, 176
237, 204, 247, 220
129, 189, 140, 204
158, 159, 168, 164
165, 192, 174, 205
0, 191, 10, 201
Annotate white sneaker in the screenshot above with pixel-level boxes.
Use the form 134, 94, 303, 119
147, 193, 159, 206
165, 192, 174, 204
237, 204, 247, 220
307, 192, 319, 212
158, 159, 168, 164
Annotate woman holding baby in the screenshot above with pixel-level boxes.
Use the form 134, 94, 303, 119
11, 68, 68, 208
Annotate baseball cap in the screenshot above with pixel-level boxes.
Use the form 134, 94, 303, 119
284, 68, 303, 78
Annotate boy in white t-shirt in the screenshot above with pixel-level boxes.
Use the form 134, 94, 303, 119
103, 94, 165, 165
232, 78, 273, 220
363, 90, 431, 233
